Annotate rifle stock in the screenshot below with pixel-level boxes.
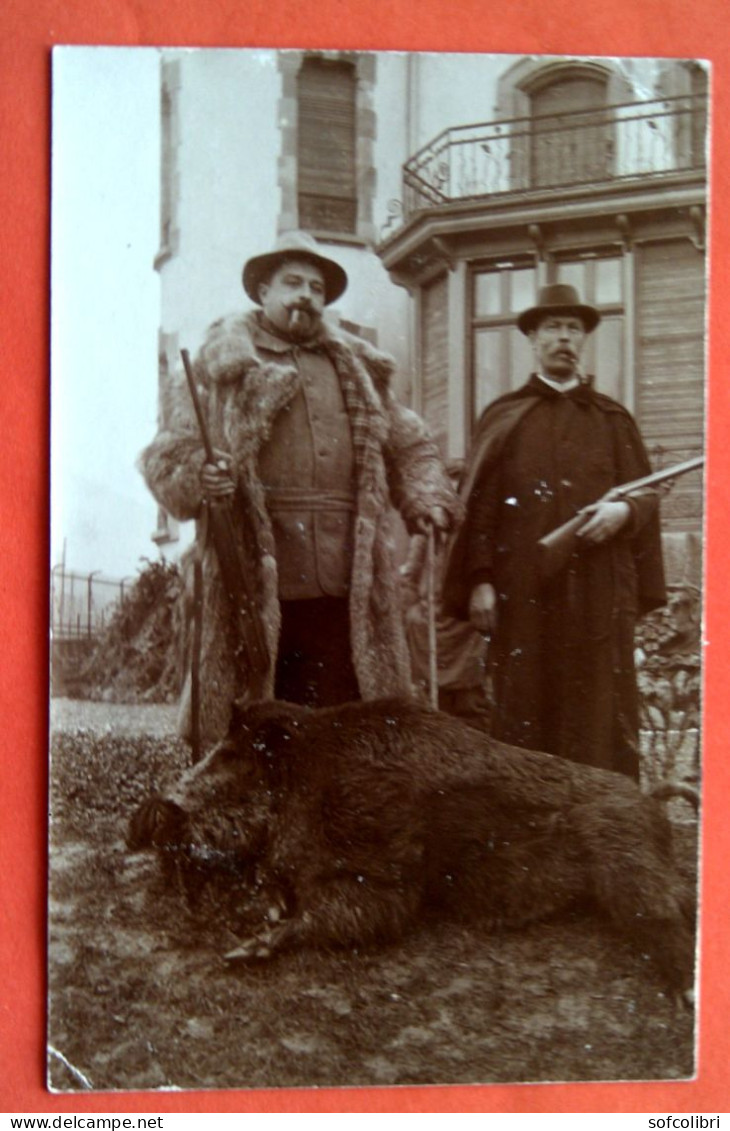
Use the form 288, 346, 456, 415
536, 512, 590, 582
536, 454, 703, 583
180, 349, 270, 685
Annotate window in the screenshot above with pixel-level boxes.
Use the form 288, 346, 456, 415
552, 253, 625, 402
471, 261, 537, 420
470, 252, 627, 427
297, 58, 358, 234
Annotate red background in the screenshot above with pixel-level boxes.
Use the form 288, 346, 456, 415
1, 0, 728, 1113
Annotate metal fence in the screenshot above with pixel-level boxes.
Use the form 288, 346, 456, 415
400, 94, 707, 220
50, 566, 131, 641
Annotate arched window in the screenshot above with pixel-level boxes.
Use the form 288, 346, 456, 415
528, 70, 610, 187
495, 58, 622, 191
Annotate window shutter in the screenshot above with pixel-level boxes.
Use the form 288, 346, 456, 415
297, 59, 357, 234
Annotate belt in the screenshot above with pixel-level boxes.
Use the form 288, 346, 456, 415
263, 487, 356, 513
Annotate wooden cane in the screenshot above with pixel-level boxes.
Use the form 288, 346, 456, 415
190, 555, 203, 763
425, 524, 439, 711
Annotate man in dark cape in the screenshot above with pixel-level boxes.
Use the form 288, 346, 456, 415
442, 284, 665, 779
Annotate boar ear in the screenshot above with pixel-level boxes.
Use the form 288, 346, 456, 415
252, 718, 298, 749
228, 697, 305, 734
229, 697, 251, 733
250, 718, 301, 789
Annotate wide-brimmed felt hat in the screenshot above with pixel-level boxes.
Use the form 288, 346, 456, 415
242, 231, 348, 306
517, 283, 601, 335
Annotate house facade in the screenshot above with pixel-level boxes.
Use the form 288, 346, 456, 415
152, 49, 707, 578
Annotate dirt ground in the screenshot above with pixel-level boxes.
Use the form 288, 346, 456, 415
48, 699, 698, 1094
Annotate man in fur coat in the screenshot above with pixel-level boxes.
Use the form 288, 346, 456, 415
442, 284, 666, 780
140, 232, 461, 745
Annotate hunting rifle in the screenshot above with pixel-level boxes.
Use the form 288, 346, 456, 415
180, 348, 270, 682
537, 454, 704, 582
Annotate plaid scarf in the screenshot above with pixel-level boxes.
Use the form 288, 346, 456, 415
323, 335, 389, 499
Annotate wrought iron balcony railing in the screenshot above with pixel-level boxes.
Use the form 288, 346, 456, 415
399, 94, 707, 222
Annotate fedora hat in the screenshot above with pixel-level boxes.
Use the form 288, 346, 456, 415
517, 283, 600, 335
242, 231, 348, 306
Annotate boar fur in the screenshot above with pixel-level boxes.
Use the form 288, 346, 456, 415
128, 697, 696, 994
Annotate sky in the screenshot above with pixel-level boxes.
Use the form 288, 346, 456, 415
51, 47, 163, 580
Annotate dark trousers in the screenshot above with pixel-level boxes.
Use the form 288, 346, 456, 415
275, 597, 360, 708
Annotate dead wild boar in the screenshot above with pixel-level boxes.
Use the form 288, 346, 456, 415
128, 697, 697, 996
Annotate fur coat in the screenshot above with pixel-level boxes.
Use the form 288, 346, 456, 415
139, 311, 461, 744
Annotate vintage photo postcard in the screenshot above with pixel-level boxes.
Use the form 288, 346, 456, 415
49, 46, 707, 1092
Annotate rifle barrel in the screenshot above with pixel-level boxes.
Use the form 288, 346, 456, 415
613, 455, 704, 499
179, 348, 270, 682
180, 349, 216, 464
537, 453, 704, 583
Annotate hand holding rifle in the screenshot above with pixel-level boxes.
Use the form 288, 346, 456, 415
537, 455, 704, 581
201, 450, 236, 499
574, 498, 632, 545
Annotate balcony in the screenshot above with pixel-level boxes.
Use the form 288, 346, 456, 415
397, 94, 708, 224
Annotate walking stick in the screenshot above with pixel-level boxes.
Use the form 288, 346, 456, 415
425, 525, 439, 711
190, 555, 203, 763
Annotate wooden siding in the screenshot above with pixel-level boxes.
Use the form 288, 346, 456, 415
636, 239, 705, 530
421, 273, 449, 455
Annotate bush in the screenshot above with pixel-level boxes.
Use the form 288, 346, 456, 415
635, 584, 701, 787
75, 559, 182, 704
